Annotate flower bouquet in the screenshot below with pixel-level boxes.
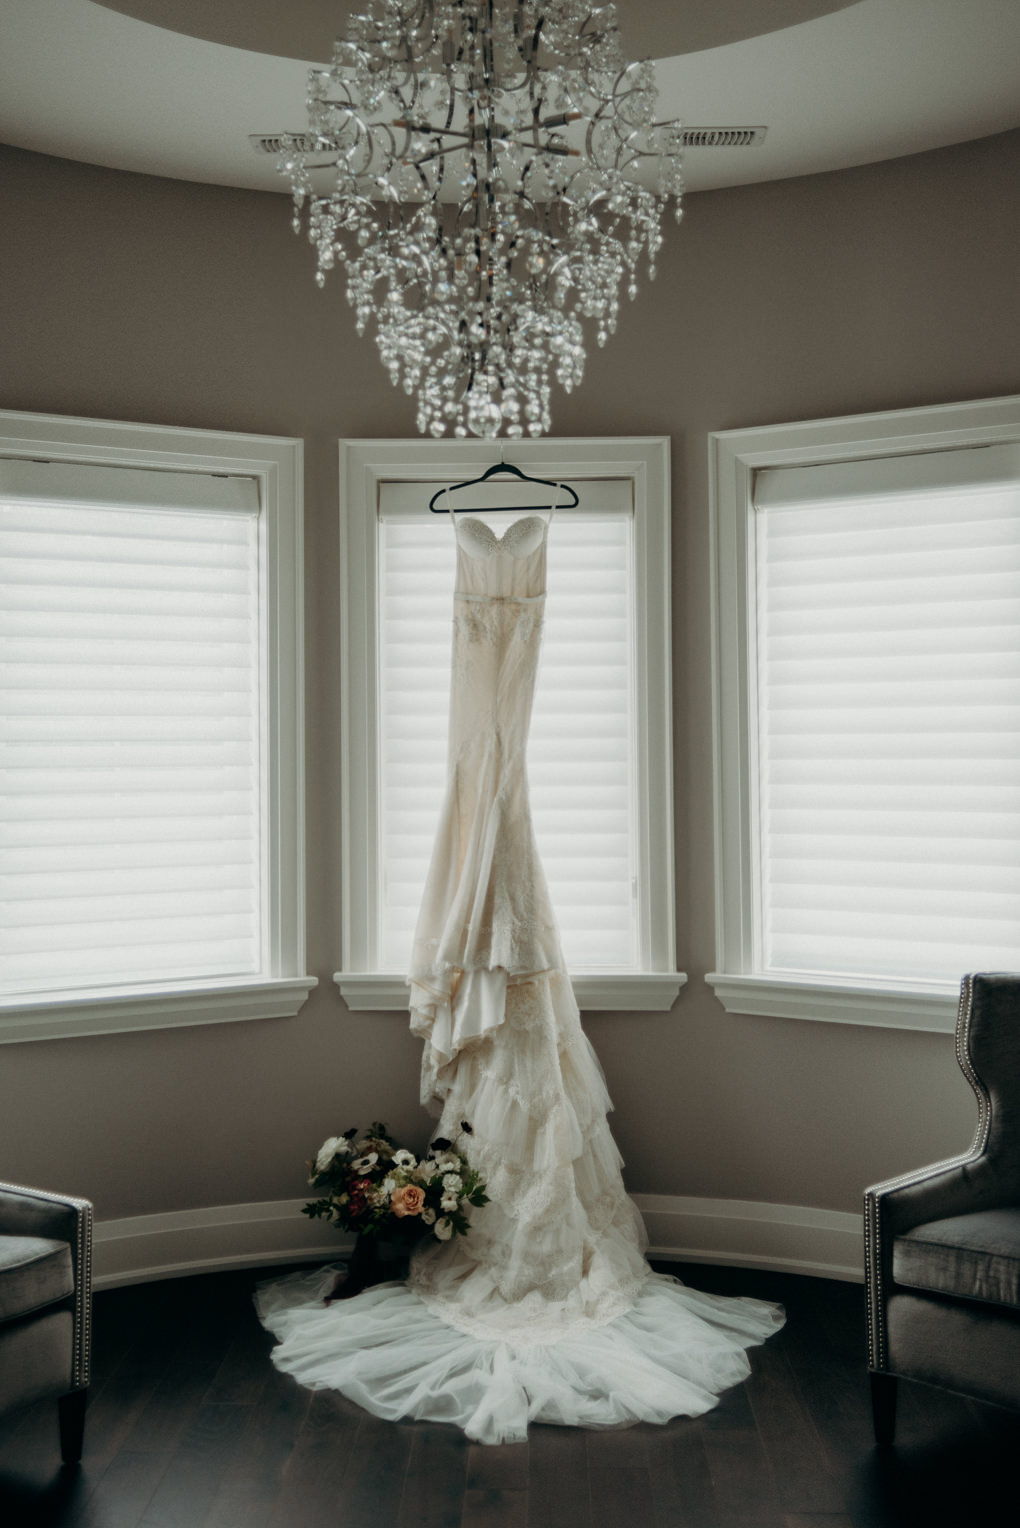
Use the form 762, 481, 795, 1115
304, 1123, 488, 1296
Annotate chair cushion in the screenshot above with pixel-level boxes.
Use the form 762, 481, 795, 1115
0, 1234, 74, 1322
894, 1207, 1020, 1309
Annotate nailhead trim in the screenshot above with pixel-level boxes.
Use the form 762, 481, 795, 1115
864, 975, 991, 1370
0, 1181, 93, 1389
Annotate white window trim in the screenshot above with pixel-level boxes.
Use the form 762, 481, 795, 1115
335, 437, 684, 1013
0, 409, 316, 1044
707, 394, 1020, 1035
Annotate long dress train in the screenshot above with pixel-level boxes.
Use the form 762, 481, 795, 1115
256, 509, 783, 1444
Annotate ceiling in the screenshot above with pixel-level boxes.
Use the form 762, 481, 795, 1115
1, 0, 1018, 195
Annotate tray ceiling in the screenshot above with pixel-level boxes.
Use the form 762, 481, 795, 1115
0, 0, 1018, 195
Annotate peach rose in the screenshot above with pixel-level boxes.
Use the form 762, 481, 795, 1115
391, 1183, 425, 1218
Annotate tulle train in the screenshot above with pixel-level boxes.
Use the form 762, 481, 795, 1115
255, 1265, 784, 1446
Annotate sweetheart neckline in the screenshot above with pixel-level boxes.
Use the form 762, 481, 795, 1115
455, 515, 549, 559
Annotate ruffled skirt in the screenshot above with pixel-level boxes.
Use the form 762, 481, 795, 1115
256, 969, 784, 1444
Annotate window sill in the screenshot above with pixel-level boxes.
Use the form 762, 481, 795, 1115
0, 976, 319, 1045
705, 972, 959, 1034
334, 971, 687, 1013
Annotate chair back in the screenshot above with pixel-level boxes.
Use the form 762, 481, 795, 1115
957, 973, 1020, 1194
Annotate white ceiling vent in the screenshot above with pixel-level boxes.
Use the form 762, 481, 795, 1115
681, 126, 767, 148
250, 126, 768, 156
250, 134, 325, 156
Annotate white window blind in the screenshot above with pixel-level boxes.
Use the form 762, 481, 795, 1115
378, 507, 635, 972
753, 446, 1020, 987
0, 457, 263, 997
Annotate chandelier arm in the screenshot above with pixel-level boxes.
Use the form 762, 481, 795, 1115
331, 115, 378, 179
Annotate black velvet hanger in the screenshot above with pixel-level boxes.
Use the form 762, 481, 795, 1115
428, 460, 580, 514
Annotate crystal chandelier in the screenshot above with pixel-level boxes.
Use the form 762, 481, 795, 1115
275, 0, 684, 438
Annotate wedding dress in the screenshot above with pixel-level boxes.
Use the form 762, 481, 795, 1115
256, 509, 783, 1444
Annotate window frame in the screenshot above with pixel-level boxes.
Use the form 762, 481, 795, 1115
707, 393, 1020, 1035
335, 436, 684, 1013
0, 408, 315, 1044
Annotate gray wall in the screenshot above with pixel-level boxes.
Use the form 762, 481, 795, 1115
1, 130, 1018, 1224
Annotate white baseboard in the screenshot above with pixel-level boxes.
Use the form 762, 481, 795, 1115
94, 1193, 864, 1290
93, 1200, 349, 1289
633, 1193, 863, 1284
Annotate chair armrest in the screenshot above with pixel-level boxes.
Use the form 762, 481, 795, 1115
0, 1181, 93, 1389
867, 1153, 1001, 1237
863, 1150, 997, 1371
0, 1182, 88, 1243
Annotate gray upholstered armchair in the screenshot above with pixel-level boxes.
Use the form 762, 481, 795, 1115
864, 972, 1020, 1444
0, 1182, 93, 1464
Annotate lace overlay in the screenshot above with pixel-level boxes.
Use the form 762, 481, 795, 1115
256, 511, 785, 1443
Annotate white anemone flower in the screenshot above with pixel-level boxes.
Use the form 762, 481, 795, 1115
391, 1149, 417, 1168
314, 1136, 342, 1173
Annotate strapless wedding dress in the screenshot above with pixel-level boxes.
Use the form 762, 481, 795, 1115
256, 510, 783, 1444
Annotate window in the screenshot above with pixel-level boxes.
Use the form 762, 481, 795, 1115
708, 395, 1020, 1033
335, 437, 682, 1012
0, 410, 314, 1043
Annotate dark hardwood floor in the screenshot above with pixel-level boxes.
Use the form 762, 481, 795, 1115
1, 1262, 1016, 1528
